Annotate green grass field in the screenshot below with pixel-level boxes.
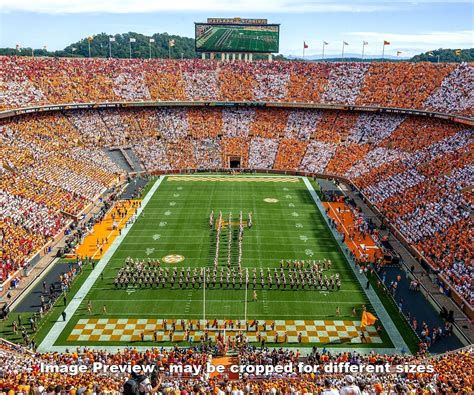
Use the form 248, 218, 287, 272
197, 26, 279, 52
36, 175, 399, 349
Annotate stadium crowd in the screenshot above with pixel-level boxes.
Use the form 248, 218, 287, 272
0, 112, 123, 284
0, 339, 472, 394
1, 105, 472, 306
1, 57, 473, 116
0, 58, 472, 308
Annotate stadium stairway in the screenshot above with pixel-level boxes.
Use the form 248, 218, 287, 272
210, 356, 239, 379
105, 148, 134, 173
122, 148, 144, 172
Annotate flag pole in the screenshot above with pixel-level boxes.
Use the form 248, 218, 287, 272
322, 42, 325, 61
341, 41, 345, 61
362, 42, 365, 61
382, 43, 385, 61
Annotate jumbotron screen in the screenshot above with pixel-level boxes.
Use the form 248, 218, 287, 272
195, 23, 280, 53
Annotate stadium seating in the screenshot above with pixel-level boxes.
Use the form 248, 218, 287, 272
0, 58, 472, 305
1, 57, 473, 115
0, 339, 471, 394
0, 56, 473, 392
0, 112, 123, 282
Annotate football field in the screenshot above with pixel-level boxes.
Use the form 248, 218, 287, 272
39, 175, 405, 351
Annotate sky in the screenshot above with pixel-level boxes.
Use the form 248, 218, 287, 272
0, 0, 472, 57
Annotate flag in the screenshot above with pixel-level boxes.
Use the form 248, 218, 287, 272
109, 37, 115, 42
130, 38, 136, 43
361, 311, 377, 328
397, 51, 402, 56
149, 38, 155, 43
15, 44, 20, 50
343, 41, 349, 45
384, 40, 390, 45
169, 39, 175, 47
87, 36, 93, 42
304, 41, 308, 49
72, 47, 77, 52
455, 49, 462, 55
323, 41, 329, 45
363, 41, 368, 45
427, 51, 434, 56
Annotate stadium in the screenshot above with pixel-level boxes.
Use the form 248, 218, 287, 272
0, 8, 473, 395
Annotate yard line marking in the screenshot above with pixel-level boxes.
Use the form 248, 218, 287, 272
38, 176, 165, 352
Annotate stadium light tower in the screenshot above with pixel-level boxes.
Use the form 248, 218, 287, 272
168, 39, 175, 59
129, 37, 136, 59
109, 36, 115, 58
149, 38, 155, 59
87, 36, 93, 58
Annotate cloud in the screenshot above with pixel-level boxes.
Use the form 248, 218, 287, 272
0, 0, 404, 14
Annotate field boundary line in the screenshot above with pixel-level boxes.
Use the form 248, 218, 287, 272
302, 177, 410, 353
37, 176, 165, 352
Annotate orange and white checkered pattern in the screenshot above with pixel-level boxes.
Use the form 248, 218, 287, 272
67, 318, 382, 344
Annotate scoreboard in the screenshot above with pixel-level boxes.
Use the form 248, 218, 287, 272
195, 18, 279, 53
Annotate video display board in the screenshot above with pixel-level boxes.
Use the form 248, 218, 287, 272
195, 23, 280, 53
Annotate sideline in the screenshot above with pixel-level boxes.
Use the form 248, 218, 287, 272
37, 176, 164, 352
303, 177, 410, 353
